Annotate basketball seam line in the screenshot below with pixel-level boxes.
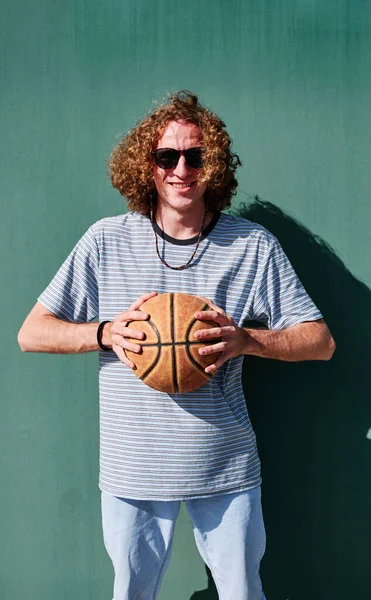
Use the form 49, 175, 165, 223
184, 303, 213, 379
127, 319, 161, 383
170, 293, 179, 393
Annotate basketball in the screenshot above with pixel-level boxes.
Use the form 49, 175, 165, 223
124, 292, 221, 393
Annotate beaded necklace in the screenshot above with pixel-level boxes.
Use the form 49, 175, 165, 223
150, 206, 207, 271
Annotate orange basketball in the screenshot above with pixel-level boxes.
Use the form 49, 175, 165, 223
124, 292, 221, 393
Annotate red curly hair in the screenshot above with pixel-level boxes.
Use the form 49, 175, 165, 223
108, 91, 241, 215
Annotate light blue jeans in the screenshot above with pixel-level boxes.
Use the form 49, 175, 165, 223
101, 486, 266, 600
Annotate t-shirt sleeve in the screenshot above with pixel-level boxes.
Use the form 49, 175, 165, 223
38, 226, 99, 323
251, 234, 322, 330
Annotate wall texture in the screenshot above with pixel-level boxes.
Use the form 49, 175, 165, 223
2, 1, 370, 599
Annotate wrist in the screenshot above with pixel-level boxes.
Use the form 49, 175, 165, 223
97, 321, 113, 351
242, 327, 264, 356
103, 322, 113, 348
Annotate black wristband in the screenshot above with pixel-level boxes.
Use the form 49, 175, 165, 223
97, 321, 111, 351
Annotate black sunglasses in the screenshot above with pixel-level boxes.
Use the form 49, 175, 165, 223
151, 147, 204, 169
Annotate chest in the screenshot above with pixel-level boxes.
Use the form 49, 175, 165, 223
97, 231, 258, 325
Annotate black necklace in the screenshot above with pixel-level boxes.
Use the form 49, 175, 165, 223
150, 206, 207, 270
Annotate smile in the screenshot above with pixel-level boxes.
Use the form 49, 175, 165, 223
169, 182, 195, 188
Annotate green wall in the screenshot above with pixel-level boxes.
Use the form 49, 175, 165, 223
2, 1, 370, 598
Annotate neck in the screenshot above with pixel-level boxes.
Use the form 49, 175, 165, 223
154, 203, 212, 240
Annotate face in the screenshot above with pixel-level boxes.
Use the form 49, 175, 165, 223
152, 121, 208, 214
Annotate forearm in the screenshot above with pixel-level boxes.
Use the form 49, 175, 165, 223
18, 293, 156, 358
243, 320, 335, 362
18, 309, 113, 354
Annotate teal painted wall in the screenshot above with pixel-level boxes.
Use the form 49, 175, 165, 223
2, 1, 370, 598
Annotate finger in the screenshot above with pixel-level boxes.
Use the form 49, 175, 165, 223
116, 309, 150, 324
206, 352, 229, 373
112, 334, 143, 354
204, 351, 230, 374
199, 341, 227, 356
194, 326, 223, 340
123, 328, 146, 340
111, 325, 146, 340
205, 363, 218, 375
195, 310, 227, 323
195, 295, 224, 313
129, 291, 158, 311
124, 341, 143, 354
194, 325, 235, 340
112, 343, 136, 369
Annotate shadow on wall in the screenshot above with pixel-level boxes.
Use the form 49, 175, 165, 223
191, 198, 371, 600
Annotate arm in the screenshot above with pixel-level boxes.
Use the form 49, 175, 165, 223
18, 302, 108, 353
194, 300, 336, 374
242, 319, 335, 362
18, 292, 158, 366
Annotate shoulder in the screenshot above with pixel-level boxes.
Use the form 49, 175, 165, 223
88, 212, 150, 239
89, 212, 144, 233
216, 212, 278, 248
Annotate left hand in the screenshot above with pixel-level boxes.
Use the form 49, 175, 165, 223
194, 296, 249, 374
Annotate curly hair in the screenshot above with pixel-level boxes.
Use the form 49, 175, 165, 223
108, 91, 241, 215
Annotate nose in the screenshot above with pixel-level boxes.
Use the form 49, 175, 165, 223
172, 155, 190, 178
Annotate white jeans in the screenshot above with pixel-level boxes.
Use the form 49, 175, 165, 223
101, 486, 266, 600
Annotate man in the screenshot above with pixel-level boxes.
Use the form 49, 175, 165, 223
18, 91, 335, 600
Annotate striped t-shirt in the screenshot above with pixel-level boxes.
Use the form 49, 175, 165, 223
38, 211, 322, 500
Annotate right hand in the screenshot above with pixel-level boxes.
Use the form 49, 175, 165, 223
108, 292, 158, 369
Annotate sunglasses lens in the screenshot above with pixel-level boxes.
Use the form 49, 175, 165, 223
153, 148, 204, 169
154, 149, 179, 169
184, 148, 203, 168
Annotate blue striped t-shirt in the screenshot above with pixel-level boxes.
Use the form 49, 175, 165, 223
38, 211, 322, 500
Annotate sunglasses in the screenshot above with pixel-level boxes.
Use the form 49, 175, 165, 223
151, 147, 204, 169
